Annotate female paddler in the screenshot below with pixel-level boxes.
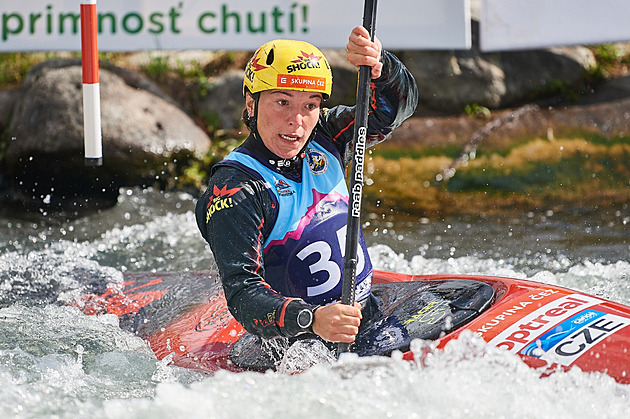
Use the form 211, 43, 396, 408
195, 26, 418, 347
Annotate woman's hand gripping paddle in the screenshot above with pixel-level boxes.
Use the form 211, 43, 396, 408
338, 0, 378, 356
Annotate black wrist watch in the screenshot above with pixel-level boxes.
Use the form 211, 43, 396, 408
296, 308, 314, 332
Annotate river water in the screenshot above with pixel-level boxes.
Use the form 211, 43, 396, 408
1, 187, 629, 418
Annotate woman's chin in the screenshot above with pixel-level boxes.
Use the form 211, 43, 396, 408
275, 140, 305, 158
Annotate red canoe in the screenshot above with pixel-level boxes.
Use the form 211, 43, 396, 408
78, 270, 630, 383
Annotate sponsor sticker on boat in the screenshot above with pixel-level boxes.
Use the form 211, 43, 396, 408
403, 300, 450, 326
470, 288, 563, 340
487, 294, 604, 353
522, 310, 630, 366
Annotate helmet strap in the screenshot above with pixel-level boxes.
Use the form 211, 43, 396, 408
245, 91, 261, 141
252, 94, 263, 142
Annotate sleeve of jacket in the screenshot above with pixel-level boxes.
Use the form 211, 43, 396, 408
195, 165, 319, 339
318, 50, 418, 165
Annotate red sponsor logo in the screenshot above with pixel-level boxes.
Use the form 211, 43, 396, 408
277, 74, 327, 91
250, 54, 269, 72
471, 289, 561, 338
286, 51, 323, 74
253, 310, 277, 328
489, 294, 602, 352
206, 185, 243, 221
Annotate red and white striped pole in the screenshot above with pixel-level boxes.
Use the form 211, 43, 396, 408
80, 0, 102, 166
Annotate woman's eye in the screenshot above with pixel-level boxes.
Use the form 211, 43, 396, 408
277, 99, 288, 106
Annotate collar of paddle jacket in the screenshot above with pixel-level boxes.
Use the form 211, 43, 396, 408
338, 0, 378, 356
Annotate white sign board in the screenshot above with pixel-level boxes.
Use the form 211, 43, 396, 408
481, 0, 630, 51
0, 0, 471, 52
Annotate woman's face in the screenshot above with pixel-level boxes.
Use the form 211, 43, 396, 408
247, 89, 322, 159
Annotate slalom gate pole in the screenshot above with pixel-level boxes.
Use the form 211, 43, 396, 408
80, 0, 103, 166
338, 0, 378, 356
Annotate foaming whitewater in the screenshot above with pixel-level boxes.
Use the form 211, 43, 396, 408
1, 189, 629, 418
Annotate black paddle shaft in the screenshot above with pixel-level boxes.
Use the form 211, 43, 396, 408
338, 0, 378, 355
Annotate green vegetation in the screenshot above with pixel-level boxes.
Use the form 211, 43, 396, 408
521, 43, 630, 104
0, 53, 47, 88
464, 103, 491, 119
0, 51, 137, 89
593, 44, 625, 68
372, 145, 462, 160
135, 51, 250, 129
529, 78, 585, 103
364, 137, 630, 216
143, 54, 172, 81
140, 54, 213, 115
177, 135, 243, 190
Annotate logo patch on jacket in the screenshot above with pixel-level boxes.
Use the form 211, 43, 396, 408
306, 149, 328, 175
274, 178, 296, 196
206, 184, 243, 222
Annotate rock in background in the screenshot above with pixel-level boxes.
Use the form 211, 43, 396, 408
401, 44, 595, 112
2, 59, 210, 212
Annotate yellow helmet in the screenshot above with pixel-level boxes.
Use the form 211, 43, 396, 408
243, 39, 333, 99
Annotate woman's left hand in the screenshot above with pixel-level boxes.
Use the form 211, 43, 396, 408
311, 302, 362, 343
346, 25, 383, 79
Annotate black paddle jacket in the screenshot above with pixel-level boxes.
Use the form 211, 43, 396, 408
195, 50, 418, 339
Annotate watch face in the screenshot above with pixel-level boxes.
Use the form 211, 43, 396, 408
297, 309, 313, 329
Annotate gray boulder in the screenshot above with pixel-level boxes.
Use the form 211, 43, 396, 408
324, 49, 362, 107
199, 69, 246, 130
0, 89, 19, 135
400, 23, 596, 113
3, 59, 210, 211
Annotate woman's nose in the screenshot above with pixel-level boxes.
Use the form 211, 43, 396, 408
287, 110, 303, 126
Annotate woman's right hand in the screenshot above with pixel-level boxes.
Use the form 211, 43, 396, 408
346, 25, 383, 79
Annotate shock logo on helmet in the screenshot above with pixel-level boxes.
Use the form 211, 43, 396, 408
306, 149, 328, 174
245, 53, 268, 83
206, 184, 243, 222
287, 51, 322, 73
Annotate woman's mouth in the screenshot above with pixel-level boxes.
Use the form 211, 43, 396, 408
280, 134, 299, 141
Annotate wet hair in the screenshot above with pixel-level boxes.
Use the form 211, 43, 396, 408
242, 108, 254, 131
242, 90, 260, 131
